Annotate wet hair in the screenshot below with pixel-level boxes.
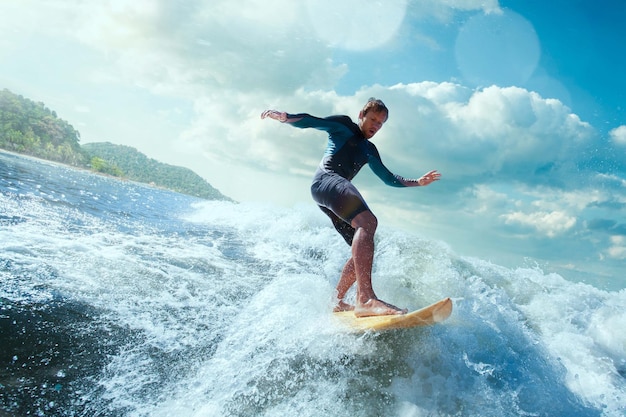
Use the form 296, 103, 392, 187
361, 97, 389, 120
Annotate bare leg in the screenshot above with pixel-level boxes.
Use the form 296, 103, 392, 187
333, 258, 356, 312
350, 211, 407, 317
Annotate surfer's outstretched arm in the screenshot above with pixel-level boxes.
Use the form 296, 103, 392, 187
399, 170, 441, 187
260, 110, 303, 124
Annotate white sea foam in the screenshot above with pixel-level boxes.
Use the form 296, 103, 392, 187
1, 154, 623, 416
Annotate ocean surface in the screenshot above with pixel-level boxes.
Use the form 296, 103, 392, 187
1, 151, 624, 417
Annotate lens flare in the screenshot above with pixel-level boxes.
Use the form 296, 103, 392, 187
306, 0, 407, 51
455, 9, 541, 87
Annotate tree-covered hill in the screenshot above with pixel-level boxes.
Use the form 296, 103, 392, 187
0, 88, 231, 201
0, 89, 87, 165
82, 142, 232, 201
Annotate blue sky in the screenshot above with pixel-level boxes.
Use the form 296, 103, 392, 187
1, 0, 625, 289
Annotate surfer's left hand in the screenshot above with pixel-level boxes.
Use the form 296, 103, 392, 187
418, 170, 441, 186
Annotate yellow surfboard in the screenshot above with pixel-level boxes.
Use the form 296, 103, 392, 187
334, 297, 453, 332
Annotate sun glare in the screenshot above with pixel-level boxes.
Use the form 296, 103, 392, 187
305, 0, 407, 51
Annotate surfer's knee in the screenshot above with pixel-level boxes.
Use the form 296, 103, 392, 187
351, 211, 377, 235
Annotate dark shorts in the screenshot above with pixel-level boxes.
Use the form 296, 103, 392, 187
310, 171, 370, 246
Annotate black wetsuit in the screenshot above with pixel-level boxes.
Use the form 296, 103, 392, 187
287, 113, 410, 245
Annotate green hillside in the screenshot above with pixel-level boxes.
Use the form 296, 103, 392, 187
82, 142, 231, 201
0, 88, 231, 201
0, 89, 87, 165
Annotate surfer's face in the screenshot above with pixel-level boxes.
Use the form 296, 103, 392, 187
359, 110, 387, 139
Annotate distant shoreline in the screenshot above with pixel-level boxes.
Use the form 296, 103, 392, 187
1, 148, 121, 179
0, 149, 179, 194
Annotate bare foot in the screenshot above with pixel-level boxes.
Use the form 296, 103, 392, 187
333, 300, 355, 312
354, 298, 408, 318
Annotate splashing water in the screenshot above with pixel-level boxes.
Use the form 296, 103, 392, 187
1, 152, 624, 416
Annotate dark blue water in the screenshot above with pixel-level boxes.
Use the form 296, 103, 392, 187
1, 151, 624, 416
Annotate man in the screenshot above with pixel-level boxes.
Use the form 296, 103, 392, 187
261, 98, 440, 317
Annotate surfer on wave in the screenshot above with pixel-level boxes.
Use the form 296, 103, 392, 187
262, 98, 440, 317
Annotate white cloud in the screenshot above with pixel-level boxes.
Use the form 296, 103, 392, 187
597, 173, 626, 188
607, 236, 626, 260
465, 184, 511, 214
365, 83, 594, 183
609, 125, 626, 146
501, 210, 577, 238
524, 186, 608, 213
1, 0, 344, 96
0, 0, 504, 98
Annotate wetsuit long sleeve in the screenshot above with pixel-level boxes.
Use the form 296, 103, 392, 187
285, 113, 409, 187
